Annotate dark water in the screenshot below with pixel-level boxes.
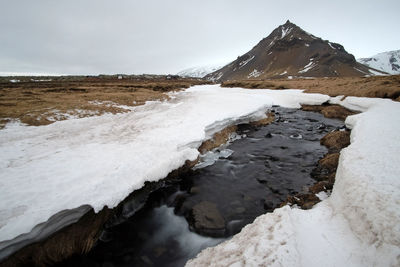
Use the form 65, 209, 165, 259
58, 108, 344, 267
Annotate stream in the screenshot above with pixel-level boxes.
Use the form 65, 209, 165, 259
57, 107, 344, 267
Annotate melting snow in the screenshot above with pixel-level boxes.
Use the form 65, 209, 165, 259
187, 96, 400, 267
0, 85, 331, 258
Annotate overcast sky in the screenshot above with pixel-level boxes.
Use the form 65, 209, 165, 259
1, 0, 399, 75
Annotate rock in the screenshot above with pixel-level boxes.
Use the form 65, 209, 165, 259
153, 246, 167, 258
265, 132, 273, 138
263, 200, 274, 211
189, 201, 226, 237
311, 153, 339, 181
309, 181, 333, 194
190, 186, 201, 194
235, 207, 246, 214
141, 255, 153, 265
321, 131, 350, 151
319, 153, 339, 171
286, 193, 320, 210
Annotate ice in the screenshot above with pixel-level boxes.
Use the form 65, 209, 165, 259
193, 148, 234, 170
0, 85, 331, 258
187, 96, 400, 267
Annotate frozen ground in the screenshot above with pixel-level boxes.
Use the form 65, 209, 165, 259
0, 85, 329, 259
187, 95, 400, 266
1, 85, 399, 266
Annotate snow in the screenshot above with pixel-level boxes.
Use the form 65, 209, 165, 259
2, 85, 400, 266
299, 59, 315, 73
328, 42, 336, 50
357, 50, 400, 75
187, 96, 400, 267
177, 64, 226, 78
353, 67, 369, 75
9, 79, 20, 83
0, 85, 331, 258
247, 69, 262, 78
279, 70, 288, 75
239, 55, 255, 69
281, 26, 293, 39
31, 79, 52, 82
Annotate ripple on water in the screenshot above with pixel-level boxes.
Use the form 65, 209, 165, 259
57, 107, 344, 267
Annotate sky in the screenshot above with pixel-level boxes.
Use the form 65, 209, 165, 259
0, 0, 399, 75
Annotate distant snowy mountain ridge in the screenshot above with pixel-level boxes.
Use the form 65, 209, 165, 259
177, 64, 225, 78
358, 50, 400, 75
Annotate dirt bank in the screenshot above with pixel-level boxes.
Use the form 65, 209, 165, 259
283, 105, 353, 209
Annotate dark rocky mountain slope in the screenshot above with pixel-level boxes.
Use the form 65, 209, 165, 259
206, 20, 385, 82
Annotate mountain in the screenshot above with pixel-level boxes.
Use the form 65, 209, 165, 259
358, 50, 400, 75
177, 64, 226, 78
206, 20, 385, 82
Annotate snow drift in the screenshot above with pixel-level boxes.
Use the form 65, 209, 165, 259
1, 85, 399, 266
0, 85, 329, 259
187, 96, 400, 266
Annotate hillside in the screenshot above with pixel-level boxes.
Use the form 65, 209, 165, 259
177, 64, 225, 78
358, 50, 400, 75
206, 20, 384, 82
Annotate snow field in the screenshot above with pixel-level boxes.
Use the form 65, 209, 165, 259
0, 85, 329, 257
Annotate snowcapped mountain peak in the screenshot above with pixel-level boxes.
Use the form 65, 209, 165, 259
358, 50, 400, 75
177, 64, 225, 78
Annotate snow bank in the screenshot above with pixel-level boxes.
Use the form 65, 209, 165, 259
0, 85, 330, 258
187, 96, 400, 266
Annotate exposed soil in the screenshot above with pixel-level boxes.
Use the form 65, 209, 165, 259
0, 77, 209, 128
283, 105, 353, 210
221, 75, 400, 101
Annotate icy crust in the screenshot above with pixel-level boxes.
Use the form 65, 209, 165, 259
187, 97, 400, 267
0, 85, 330, 253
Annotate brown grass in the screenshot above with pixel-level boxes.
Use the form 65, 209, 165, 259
221, 75, 400, 101
0, 78, 209, 128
